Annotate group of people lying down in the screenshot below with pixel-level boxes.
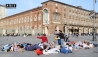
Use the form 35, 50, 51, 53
2, 40, 98, 55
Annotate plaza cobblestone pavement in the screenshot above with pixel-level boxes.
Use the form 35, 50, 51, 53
0, 35, 98, 57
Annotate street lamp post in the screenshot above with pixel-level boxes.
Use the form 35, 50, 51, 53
23, 17, 26, 37
92, 0, 97, 41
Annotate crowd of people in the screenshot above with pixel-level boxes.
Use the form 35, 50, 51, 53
1, 30, 98, 56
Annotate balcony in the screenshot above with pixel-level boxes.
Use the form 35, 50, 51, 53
52, 20, 61, 24
43, 20, 49, 24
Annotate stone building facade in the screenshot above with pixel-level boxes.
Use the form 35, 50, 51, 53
0, 4, 6, 19
0, 0, 98, 36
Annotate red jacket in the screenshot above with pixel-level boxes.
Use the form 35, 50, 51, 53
37, 36, 48, 43
35, 49, 43, 55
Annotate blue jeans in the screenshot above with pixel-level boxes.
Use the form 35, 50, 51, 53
60, 47, 72, 54
93, 43, 98, 47
61, 39, 64, 47
58, 39, 61, 45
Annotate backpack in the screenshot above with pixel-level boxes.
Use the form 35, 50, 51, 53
54, 35, 58, 40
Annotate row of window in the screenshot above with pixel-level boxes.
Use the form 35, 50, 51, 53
63, 4, 90, 15
68, 20, 98, 26
55, 3, 91, 22
68, 12, 90, 18
68, 6, 90, 15
0, 14, 42, 26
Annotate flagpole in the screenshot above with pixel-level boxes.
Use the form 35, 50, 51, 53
23, 17, 26, 37
92, 0, 97, 41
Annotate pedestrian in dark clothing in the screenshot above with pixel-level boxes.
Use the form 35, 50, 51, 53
76, 33, 79, 37
56, 30, 65, 47
65, 35, 69, 42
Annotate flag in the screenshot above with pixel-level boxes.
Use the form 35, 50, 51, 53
95, 0, 97, 4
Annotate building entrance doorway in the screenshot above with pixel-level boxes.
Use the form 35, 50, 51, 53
45, 26, 48, 35
69, 28, 79, 35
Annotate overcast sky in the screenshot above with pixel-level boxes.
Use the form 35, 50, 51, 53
0, 0, 98, 16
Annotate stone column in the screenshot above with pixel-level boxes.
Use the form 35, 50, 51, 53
32, 29, 34, 35
96, 28, 98, 33
65, 26, 68, 35
88, 28, 91, 34
3, 29, 6, 35
84, 28, 88, 33
15, 29, 18, 34
79, 27, 82, 35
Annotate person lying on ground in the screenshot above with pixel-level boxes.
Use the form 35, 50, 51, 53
60, 45, 72, 54
38, 42, 43, 49
50, 41, 56, 48
14, 45, 24, 52
2, 44, 11, 52
36, 48, 43, 56
10, 43, 15, 52
25, 44, 42, 51
43, 46, 60, 55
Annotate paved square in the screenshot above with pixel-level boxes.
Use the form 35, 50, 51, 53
0, 36, 98, 57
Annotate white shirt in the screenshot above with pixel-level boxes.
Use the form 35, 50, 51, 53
38, 43, 43, 49
65, 45, 69, 50
83, 43, 87, 48
43, 48, 60, 55
87, 44, 93, 48
69, 47, 73, 51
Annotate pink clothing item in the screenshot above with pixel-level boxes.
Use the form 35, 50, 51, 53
14, 47, 21, 52
76, 41, 82, 45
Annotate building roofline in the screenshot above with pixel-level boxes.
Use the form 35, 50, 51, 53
2, 6, 42, 19
0, 4, 6, 7
41, 1, 49, 4
42, 0, 91, 12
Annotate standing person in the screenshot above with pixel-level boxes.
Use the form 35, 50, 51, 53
54, 30, 61, 45
56, 30, 65, 47
76, 33, 79, 37
37, 34, 48, 43
65, 35, 69, 42
54, 30, 59, 34
54, 35, 61, 45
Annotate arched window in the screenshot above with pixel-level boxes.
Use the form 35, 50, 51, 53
30, 16, 32, 22
17, 19, 18, 24
43, 9, 49, 23
38, 14, 41, 20
14, 20, 16, 24
21, 17, 23, 23
19, 19, 20, 23
15, 19, 17, 24
24, 17, 26, 22
34, 15, 37, 21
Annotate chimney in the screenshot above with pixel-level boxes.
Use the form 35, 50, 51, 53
77, 6, 82, 8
